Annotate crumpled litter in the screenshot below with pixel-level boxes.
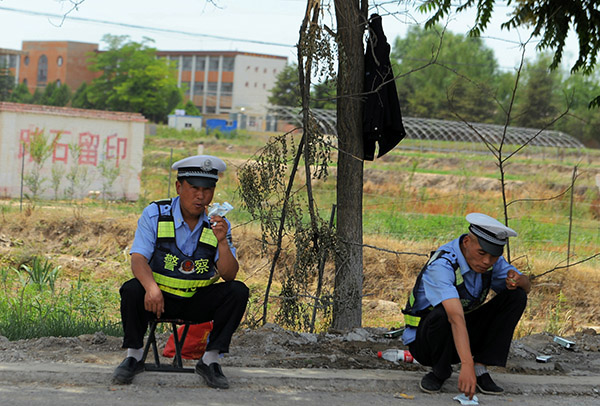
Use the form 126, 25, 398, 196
393, 392, 414, 399
453, 393, 479, 405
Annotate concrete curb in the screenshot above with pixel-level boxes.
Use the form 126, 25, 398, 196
1, 362, 599, 397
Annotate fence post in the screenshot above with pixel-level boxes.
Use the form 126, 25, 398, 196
566, 165, 578, 270
19, 143, 25, 212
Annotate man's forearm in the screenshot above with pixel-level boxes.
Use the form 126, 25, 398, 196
215, 242, 239, 281
131, 253, 159, 290
443, 298, 474, 367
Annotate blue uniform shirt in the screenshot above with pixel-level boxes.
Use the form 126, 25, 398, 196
130, 196, 236, 263
401, 234, 520, 345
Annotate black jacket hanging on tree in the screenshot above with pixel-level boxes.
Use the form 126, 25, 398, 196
362, 13, 406, 161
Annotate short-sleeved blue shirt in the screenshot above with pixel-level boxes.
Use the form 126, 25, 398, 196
401, 234, 519, 345
130, 196, 236, 263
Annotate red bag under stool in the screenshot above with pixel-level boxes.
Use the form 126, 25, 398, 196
163, 320, 213, 360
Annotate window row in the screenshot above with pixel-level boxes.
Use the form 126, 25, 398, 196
22, 55, 63, 68
246, 66, 278, 75
168, 56, 235, 72
181, 81, 233, 95
1, 54, 19, 69
245, 82, 268, 89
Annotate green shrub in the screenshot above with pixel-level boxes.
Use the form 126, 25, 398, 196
0, 262, 121, 340
16, 256, 61, 291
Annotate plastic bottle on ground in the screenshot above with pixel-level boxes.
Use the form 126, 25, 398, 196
377, 349, 417, 363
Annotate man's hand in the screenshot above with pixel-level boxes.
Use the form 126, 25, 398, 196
144, 283, 165, 319
458, 365, 477, 400
210, 216, 239, 282
506, 269, 531, 293
131, 253, 165, 318
210, 215, 228, 243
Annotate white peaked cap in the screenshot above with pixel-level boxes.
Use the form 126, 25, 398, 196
172, 155, 226, 188
466, 213, 517, 256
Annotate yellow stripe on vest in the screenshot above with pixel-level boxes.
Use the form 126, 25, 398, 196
158, 284, 197, 298
404, 314, 421, 328
199, 227, 218, 247
153, 272, 219, 289
157, 220, 175, 239
455, 267, 464, 285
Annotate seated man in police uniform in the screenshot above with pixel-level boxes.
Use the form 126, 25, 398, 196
113, 155, 249, 389
402, 213, 531, 399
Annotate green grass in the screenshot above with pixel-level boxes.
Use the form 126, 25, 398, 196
0, 263, 121, 340
363, 212, 465, 242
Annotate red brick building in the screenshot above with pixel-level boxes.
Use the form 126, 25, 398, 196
18, 41, 98, 93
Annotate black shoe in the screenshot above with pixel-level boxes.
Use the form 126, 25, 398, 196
419, 371, 445, 393
112, 356, 144, 385
195, 361, 230, 389
476, 372, 504, 395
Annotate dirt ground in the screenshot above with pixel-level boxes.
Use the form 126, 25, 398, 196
1, 323, 599, 379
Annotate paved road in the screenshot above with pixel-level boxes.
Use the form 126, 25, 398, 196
0, 362, 598, 405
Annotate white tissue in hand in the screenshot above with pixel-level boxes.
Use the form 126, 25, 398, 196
208, 202, 233, 218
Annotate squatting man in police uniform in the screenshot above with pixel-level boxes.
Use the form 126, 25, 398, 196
112, 155, 249, 389
402, 213, 531, 399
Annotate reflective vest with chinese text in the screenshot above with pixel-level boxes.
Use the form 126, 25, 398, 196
148, 199, 219, 298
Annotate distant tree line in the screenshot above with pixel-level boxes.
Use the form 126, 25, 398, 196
269, 26, 600, 148
0, 34, 194, 123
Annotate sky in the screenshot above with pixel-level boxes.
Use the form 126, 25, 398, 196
0, 0, 580, 73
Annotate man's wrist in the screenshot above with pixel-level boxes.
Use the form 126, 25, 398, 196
460, 358, 475, 368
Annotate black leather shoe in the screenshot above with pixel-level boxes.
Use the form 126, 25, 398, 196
476, 372, 504, 394
195, 361, 230, 389
112, 356, 144, 384
419, 371, 445, 393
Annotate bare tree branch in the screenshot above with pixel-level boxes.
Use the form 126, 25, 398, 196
506, 169, 581, 207
51, 0, 86, 27
531, 253, 600, 281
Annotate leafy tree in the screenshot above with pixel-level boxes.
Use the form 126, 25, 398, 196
492, 70, 521, 123
419, 0, 600, 107
311, 79, 337, 110
85, 34, 182, 122
9, 82, 33, 104
184, 100, 200, 116
392, 25, 503, 123
512, 54, 562, 129
71, 82, 94, 109
0, 64, 15, 101
270, 64, 337, 110
23, 129, 59, 200
268, 63, 301, 107
31, 88, 43, 105
40, 81, 72, 106
555, 70, 600, 147
40, 82, 58, 106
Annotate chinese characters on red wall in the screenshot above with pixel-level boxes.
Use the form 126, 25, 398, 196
18, 127, 129, 167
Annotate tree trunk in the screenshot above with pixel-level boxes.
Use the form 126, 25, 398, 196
332, 0, 367, 330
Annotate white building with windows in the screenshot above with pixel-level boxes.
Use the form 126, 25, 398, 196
157, 51, 287, 130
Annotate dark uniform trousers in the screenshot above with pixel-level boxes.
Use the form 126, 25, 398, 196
120, 278, 249, 354
408, 288, 527, 380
